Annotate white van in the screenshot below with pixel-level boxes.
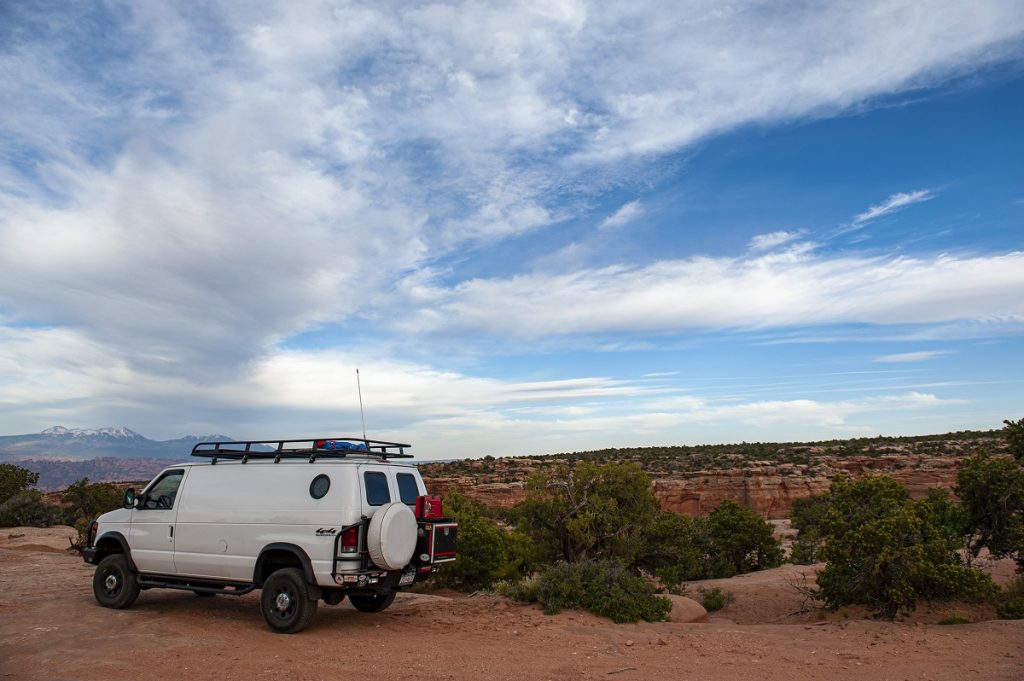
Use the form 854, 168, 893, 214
83, 437, 457, 633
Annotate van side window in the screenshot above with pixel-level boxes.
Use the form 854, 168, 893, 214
364, 471, 391, 506
141, 470, 184, 510
396, 473, 419, 505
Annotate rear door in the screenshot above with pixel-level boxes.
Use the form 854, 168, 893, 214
358, 464, 396, 517
395, 469, 425, 508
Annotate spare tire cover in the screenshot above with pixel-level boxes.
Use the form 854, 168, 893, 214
367, 502, 417, 570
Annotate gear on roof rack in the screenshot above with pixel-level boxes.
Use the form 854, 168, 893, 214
191, 437, 412, 463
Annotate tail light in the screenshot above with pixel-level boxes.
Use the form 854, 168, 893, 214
339, 526, 359, 554
415, 495, 443, 519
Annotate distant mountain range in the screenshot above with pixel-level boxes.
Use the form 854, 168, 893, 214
0, 426, 234, 461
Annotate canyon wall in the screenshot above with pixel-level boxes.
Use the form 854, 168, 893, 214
422, 454, 969, 518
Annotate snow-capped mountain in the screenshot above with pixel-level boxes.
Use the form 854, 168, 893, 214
0, 427, 234, 460
41, 426, 146, 439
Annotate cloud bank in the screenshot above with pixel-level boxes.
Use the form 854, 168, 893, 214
1, 1, 1022, 446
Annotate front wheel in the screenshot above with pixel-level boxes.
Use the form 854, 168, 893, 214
93, 554, 140, 609
260, 568, 318, 634
349, 591, 396, 613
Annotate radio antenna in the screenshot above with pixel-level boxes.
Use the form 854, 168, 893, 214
356, 368, 368, 441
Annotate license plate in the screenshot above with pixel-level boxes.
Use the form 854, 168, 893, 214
399, 571, 415, 586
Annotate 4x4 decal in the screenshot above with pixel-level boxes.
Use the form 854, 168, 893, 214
316, 527, 337, 536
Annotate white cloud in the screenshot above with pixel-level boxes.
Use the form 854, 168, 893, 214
1, 2, 1022, 445
853, 190, 935, 225
398, 250, 1024, 338
749, 230, 802, 252
874, 350, 955, 363
2, 3, 1021, 376
599, 200, 643, 230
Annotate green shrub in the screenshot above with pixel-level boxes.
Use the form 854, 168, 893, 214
996, 576, 1024, 620
516, 462, 659, 564
494, 574, 541, 602
0, 491, 63, 528
790, 493, 831, 564
638, 511, 710, 585
61, 478, 122, 525
937, 615, 971, 625
817, 476, 999, 618
0, 464, 39, 506
433, 491, 534, 591
997, 597, 1024, 620
1004, 417, 1024, 461
638, 503, 782, 586
533, 560, 671, 623
705, 500, 783, 576
955, 454, 1024, 571
698, 586, 734, 612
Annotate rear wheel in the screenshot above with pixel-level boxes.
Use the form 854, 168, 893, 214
260, 568, 318, 634
93, 554, 140, 609
349, 591, 396, 613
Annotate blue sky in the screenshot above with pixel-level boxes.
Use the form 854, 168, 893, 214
0, 1, 1022, 458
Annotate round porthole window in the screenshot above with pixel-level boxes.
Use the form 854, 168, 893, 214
310, 474, 330, 499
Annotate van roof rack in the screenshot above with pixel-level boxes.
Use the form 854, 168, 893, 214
191, 437, 413, 464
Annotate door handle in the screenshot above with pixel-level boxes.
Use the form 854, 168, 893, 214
169, 525, 174, 541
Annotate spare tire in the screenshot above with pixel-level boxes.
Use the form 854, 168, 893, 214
366, 502, 417, 570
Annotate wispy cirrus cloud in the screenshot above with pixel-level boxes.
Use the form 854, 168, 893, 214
749, 230, 803, 252
874, 350, 955, 363
599, 200, 643, 230
853, 189, 935, 226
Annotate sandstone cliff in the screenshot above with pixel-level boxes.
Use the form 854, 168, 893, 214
421, 433, 1002, 518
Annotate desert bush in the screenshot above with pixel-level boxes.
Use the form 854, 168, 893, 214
817, 476, 998, 618
937, 615, 971, 625
1004, 417, 1024, 461
995, 576, 1024, 620
637, 510, 710, 585
790, 493, 832, 564
996, 597, 1024, 620
705, 500, 783, 576
922, 488, 972, 550
0, 491, 63, 528
61, 478, 122, 525
494, 573, 541, 603
955, 454, 1024, 571
433, 491, 534, 591
0, 464, 39, 506
516, 462, 659, 564
638, 502, 781, 585
698, 586, 734, 612
532, 560, 671, 623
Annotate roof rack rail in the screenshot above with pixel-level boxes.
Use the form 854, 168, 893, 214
191, 437, 413, 464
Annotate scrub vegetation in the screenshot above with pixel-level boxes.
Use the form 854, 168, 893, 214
0, 464, 121, 548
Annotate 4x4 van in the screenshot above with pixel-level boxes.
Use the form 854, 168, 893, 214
82, 437, 458, 633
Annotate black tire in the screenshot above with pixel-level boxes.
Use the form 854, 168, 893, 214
260, 567, 318, 634
349, 591, 396, 613
92, 554, 140, 609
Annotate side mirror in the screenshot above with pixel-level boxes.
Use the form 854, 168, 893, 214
123, 488, 136, 509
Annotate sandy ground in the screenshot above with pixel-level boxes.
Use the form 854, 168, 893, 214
1, 527, 1022, 681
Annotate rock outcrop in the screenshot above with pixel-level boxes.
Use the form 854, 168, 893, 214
421, 439, 994, 518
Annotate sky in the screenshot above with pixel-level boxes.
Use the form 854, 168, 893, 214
1, 1, 1023, 459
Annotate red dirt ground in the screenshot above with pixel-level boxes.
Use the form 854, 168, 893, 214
1, 527, 1021, 681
